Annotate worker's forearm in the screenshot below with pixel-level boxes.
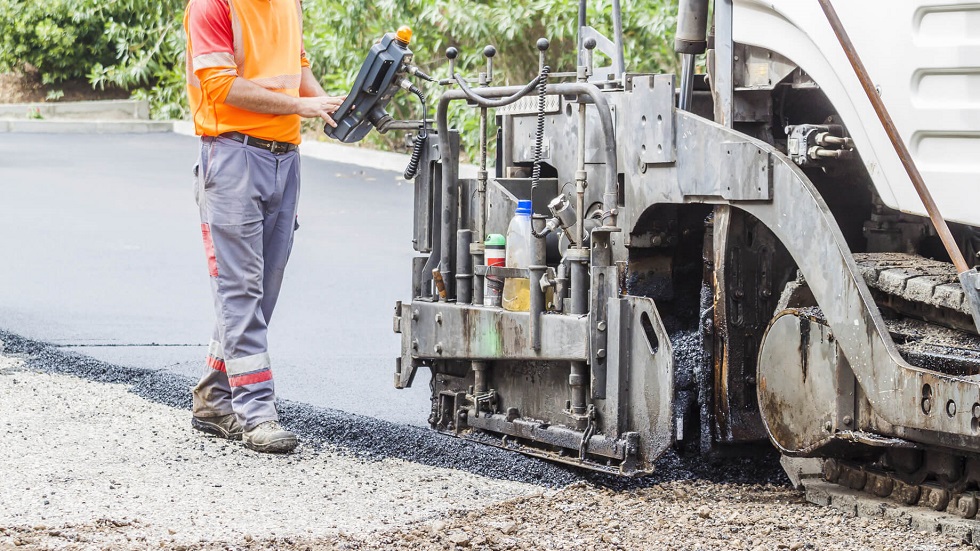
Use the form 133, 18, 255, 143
218, 75, 344, 127
299, 67, 328, 98
223, 78, 300, 115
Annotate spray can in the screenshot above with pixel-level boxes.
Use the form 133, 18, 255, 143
484, 234, 506, 307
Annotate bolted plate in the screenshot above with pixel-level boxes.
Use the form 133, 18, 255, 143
758, 309, 839, 455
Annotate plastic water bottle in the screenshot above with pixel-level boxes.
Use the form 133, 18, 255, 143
484, 234, 506, 307
502, 200, 532, 312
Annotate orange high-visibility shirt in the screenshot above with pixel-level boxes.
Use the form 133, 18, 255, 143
185, 0, 311, 144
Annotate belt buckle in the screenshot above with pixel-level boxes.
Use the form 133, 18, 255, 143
270, 140, 287, 155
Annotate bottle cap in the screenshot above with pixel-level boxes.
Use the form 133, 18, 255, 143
485, 234, 506, 247
516, 200, 533, 215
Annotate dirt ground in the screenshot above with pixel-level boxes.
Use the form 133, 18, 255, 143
0, 71, 128, 104
1, 482, 965, 551
0, 350, 967, 551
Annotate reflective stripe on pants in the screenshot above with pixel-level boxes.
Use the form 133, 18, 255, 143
191, 135, 300, 430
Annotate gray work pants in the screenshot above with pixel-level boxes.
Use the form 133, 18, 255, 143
191, 135, 300, 430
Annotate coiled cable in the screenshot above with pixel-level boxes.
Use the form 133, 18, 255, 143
531, 65, 550, 195
529, 65, 550, 237
403, 84, 428, 180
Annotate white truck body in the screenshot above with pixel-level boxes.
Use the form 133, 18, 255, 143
735, 0, 980, 225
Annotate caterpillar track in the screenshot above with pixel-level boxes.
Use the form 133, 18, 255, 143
796, 253, 980, 542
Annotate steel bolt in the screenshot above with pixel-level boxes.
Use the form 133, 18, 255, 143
411, 339, 419, 351
435, 343, 443, 354
412, 309, 419, 321
973, 403, 980, 418
596, 348, 606, 359
824, 421, 833, 432
947, 400, 957, 417
843, 415, 853, 427
435, 312, 443, 324
597, 321, 607, 332
922, 397, 932, 415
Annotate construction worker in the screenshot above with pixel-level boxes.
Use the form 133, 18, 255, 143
184, 0, 344, 452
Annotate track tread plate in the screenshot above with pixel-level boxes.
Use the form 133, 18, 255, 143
803, 480, 979, 546
854, 252, 969, 315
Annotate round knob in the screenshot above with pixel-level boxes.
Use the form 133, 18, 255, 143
483, 45, 497, 58
445, 47, 459, 60
536, 38, 550, 52
584, 37, 597, 50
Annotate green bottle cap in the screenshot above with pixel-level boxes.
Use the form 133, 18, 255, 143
485, 234, 505, 247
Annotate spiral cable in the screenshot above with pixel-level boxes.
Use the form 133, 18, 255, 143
403, 85, 428, 181
531, 65, 550, 194
529, 65, 550, 237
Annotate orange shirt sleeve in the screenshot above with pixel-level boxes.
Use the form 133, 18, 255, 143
196, 68, 237, 104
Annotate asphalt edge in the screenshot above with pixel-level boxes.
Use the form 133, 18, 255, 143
0, 326, 793, 492
0, 329, 581, 489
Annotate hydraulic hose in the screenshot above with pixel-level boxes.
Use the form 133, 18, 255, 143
452, 73, 543, 109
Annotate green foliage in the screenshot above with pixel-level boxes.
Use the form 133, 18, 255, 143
0, 0, 109, 84
0, 0, 185, 118
303, 0, 677, 156
87, 0, 187, 119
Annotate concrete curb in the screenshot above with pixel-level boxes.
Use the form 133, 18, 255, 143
0, 119, 174, 133
0, 99, 149, 120
174, 120, 478, 177
1, 113, 478, 177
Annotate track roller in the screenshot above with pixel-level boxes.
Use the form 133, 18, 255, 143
953, 492, 980, 519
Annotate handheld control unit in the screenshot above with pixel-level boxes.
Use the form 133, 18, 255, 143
325, 27, 415, 143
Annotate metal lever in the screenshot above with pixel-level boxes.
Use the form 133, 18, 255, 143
482, 45, 496, 86
445, 46, 458, 80
537, 37, 550, 72
583, 37, 596, 79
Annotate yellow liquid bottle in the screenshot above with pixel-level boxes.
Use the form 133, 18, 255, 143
502, 200, 533, 312
502, 278, 530, 311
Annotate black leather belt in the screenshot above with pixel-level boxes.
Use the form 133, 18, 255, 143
219, 131, 298, 154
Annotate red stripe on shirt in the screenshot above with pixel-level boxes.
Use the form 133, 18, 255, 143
187, 0, 234, 57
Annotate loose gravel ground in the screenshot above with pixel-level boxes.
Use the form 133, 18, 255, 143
0, 335, 969, 550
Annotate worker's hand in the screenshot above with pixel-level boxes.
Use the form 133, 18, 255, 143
294, 95, 346, 127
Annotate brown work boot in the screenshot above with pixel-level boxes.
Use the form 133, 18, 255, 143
243, 421, 298, 453
191, 413, 243, 440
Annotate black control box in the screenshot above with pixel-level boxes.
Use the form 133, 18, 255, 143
325, 32, 413, 143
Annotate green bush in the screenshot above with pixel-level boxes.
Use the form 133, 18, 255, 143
0, 0, 185, 118
302, 0, 677, 154
0, 0, 111, 84
87, 0, 187, 119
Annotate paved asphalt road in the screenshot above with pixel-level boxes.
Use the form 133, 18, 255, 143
0, 132, 431, 426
